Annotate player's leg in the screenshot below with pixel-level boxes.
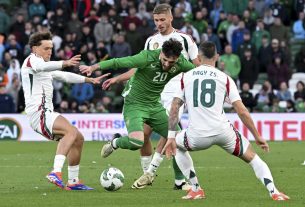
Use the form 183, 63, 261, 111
51, 114, 93, 190
40, 113, 78, 189
139, 124, 153, 173
64, 131, 93, 190
101, 106, 147, 157
220, 125, 289, 200
142, 105, 187, 188
174, 130, 205, 199
241, 144, 289, 200
66, 130, 83, 184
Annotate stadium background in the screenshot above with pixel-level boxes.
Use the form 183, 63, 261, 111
0, 0, 305, 141
0, 1, 304, 207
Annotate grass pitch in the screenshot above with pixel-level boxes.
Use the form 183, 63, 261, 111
0, 141, 304, 207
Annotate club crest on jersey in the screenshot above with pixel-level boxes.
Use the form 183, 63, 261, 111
169, 66, 177, 73
153, 42, 159, 49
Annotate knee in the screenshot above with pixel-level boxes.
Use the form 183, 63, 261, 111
76, 131, 84, 143
67, 126, 78, 140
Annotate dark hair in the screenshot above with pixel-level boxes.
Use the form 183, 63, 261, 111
153, 3, 172, 15
297, 80, 305, 88
162, 38, 183, 58
199, 41, 216, 59
28, 31, 52, 48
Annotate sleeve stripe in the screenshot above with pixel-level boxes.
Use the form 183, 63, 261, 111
226, 77, 230, 96
26, 57, 32, 68
181, 73, 185, 90
176, 30, 195, 43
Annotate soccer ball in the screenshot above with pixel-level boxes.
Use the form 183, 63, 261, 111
100, 167, 124, 191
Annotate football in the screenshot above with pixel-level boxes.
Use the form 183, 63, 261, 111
100, 167, 124, 191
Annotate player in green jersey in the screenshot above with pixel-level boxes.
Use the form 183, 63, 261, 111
80, 39, 195, 188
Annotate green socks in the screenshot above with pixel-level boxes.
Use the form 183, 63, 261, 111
115, 136, 144, 150
173, 156, 185, 180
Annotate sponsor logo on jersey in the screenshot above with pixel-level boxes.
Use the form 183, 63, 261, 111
153, 42, 159, 49
0, 118, 22, 140
151, 63, 157, 68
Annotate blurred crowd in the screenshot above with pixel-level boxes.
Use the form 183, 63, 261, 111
0, 0, 305, 113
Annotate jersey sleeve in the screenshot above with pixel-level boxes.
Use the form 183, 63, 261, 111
226, 76, 241, 103
174, 73, 186, 102
51, 71, 85, 83
99, 50, 149, 70
185, 35, 199, 60
144, 37, 152, 50
30, 55, 63, 72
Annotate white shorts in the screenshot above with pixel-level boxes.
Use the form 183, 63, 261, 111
176, 124, 250, 157
161, 92, 184, 120
27, 109, 60, 141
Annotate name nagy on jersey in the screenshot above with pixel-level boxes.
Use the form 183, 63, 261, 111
193, 70, 217, 77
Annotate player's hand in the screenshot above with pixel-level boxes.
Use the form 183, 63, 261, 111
79, 65, 93, 76
88, 73, 111, 84
255, 137, 269, 152
102, 77, 119, 90
161, 138, 177, 159
63, 54, 81, 67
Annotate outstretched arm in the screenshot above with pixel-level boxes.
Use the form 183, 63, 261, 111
162, 97, 184, 158
102, 69, 136, 90
79, 50, 148, 76
32, 55, 81, 72
52, 71, 110, 84
232, 100, 269, 152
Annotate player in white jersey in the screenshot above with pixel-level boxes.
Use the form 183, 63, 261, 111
163, 41, 290, 200
101, 3, 201, 190
21, 31, 109, 190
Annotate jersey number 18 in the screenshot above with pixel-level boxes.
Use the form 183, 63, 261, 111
193, 79, 216, 107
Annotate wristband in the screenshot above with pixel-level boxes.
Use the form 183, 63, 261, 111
168, 130, 177, 138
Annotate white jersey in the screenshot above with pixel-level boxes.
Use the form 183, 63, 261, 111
21, 53, 85, 115
144, 29, 198, 94
175, 65, 241, 137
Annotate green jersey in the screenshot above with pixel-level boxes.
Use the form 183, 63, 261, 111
99, 49, 195, 105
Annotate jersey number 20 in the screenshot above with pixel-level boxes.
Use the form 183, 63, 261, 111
153, 72, 168, 82
193, 79, 216, 107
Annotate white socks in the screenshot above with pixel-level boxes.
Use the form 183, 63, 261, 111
68, 165, 80, 184
140, 155, 152, 173
52, 154, 66, 172
175, 149, 200, 192
249, 154, 279, 195
147, 152, 164, 175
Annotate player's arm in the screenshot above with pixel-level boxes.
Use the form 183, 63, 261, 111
51, 71, 110, 84
79, 50, 149, 76
102, 69, 136, 90
168, 97, 184, 133
228, 76, 269, 152
191, 57, 201, 66
186, 34, 201, 67
162, 75, 186, 158
232, 100, 269, 152
32, 55, 81, 72
162, 97, 184, 158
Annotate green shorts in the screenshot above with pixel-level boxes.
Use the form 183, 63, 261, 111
123, 102, 180, 138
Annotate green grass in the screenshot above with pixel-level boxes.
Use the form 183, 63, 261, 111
0, 141, 304, 207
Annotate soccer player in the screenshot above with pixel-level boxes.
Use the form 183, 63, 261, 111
102, 3, 200, 190
21, 31, 109, 190
80, 38, 195, 188
163, 41, 290, 200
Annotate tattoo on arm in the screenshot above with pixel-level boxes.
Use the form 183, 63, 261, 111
168, 97, 184, 131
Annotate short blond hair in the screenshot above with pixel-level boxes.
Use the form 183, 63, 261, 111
153, 3, 172, 15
